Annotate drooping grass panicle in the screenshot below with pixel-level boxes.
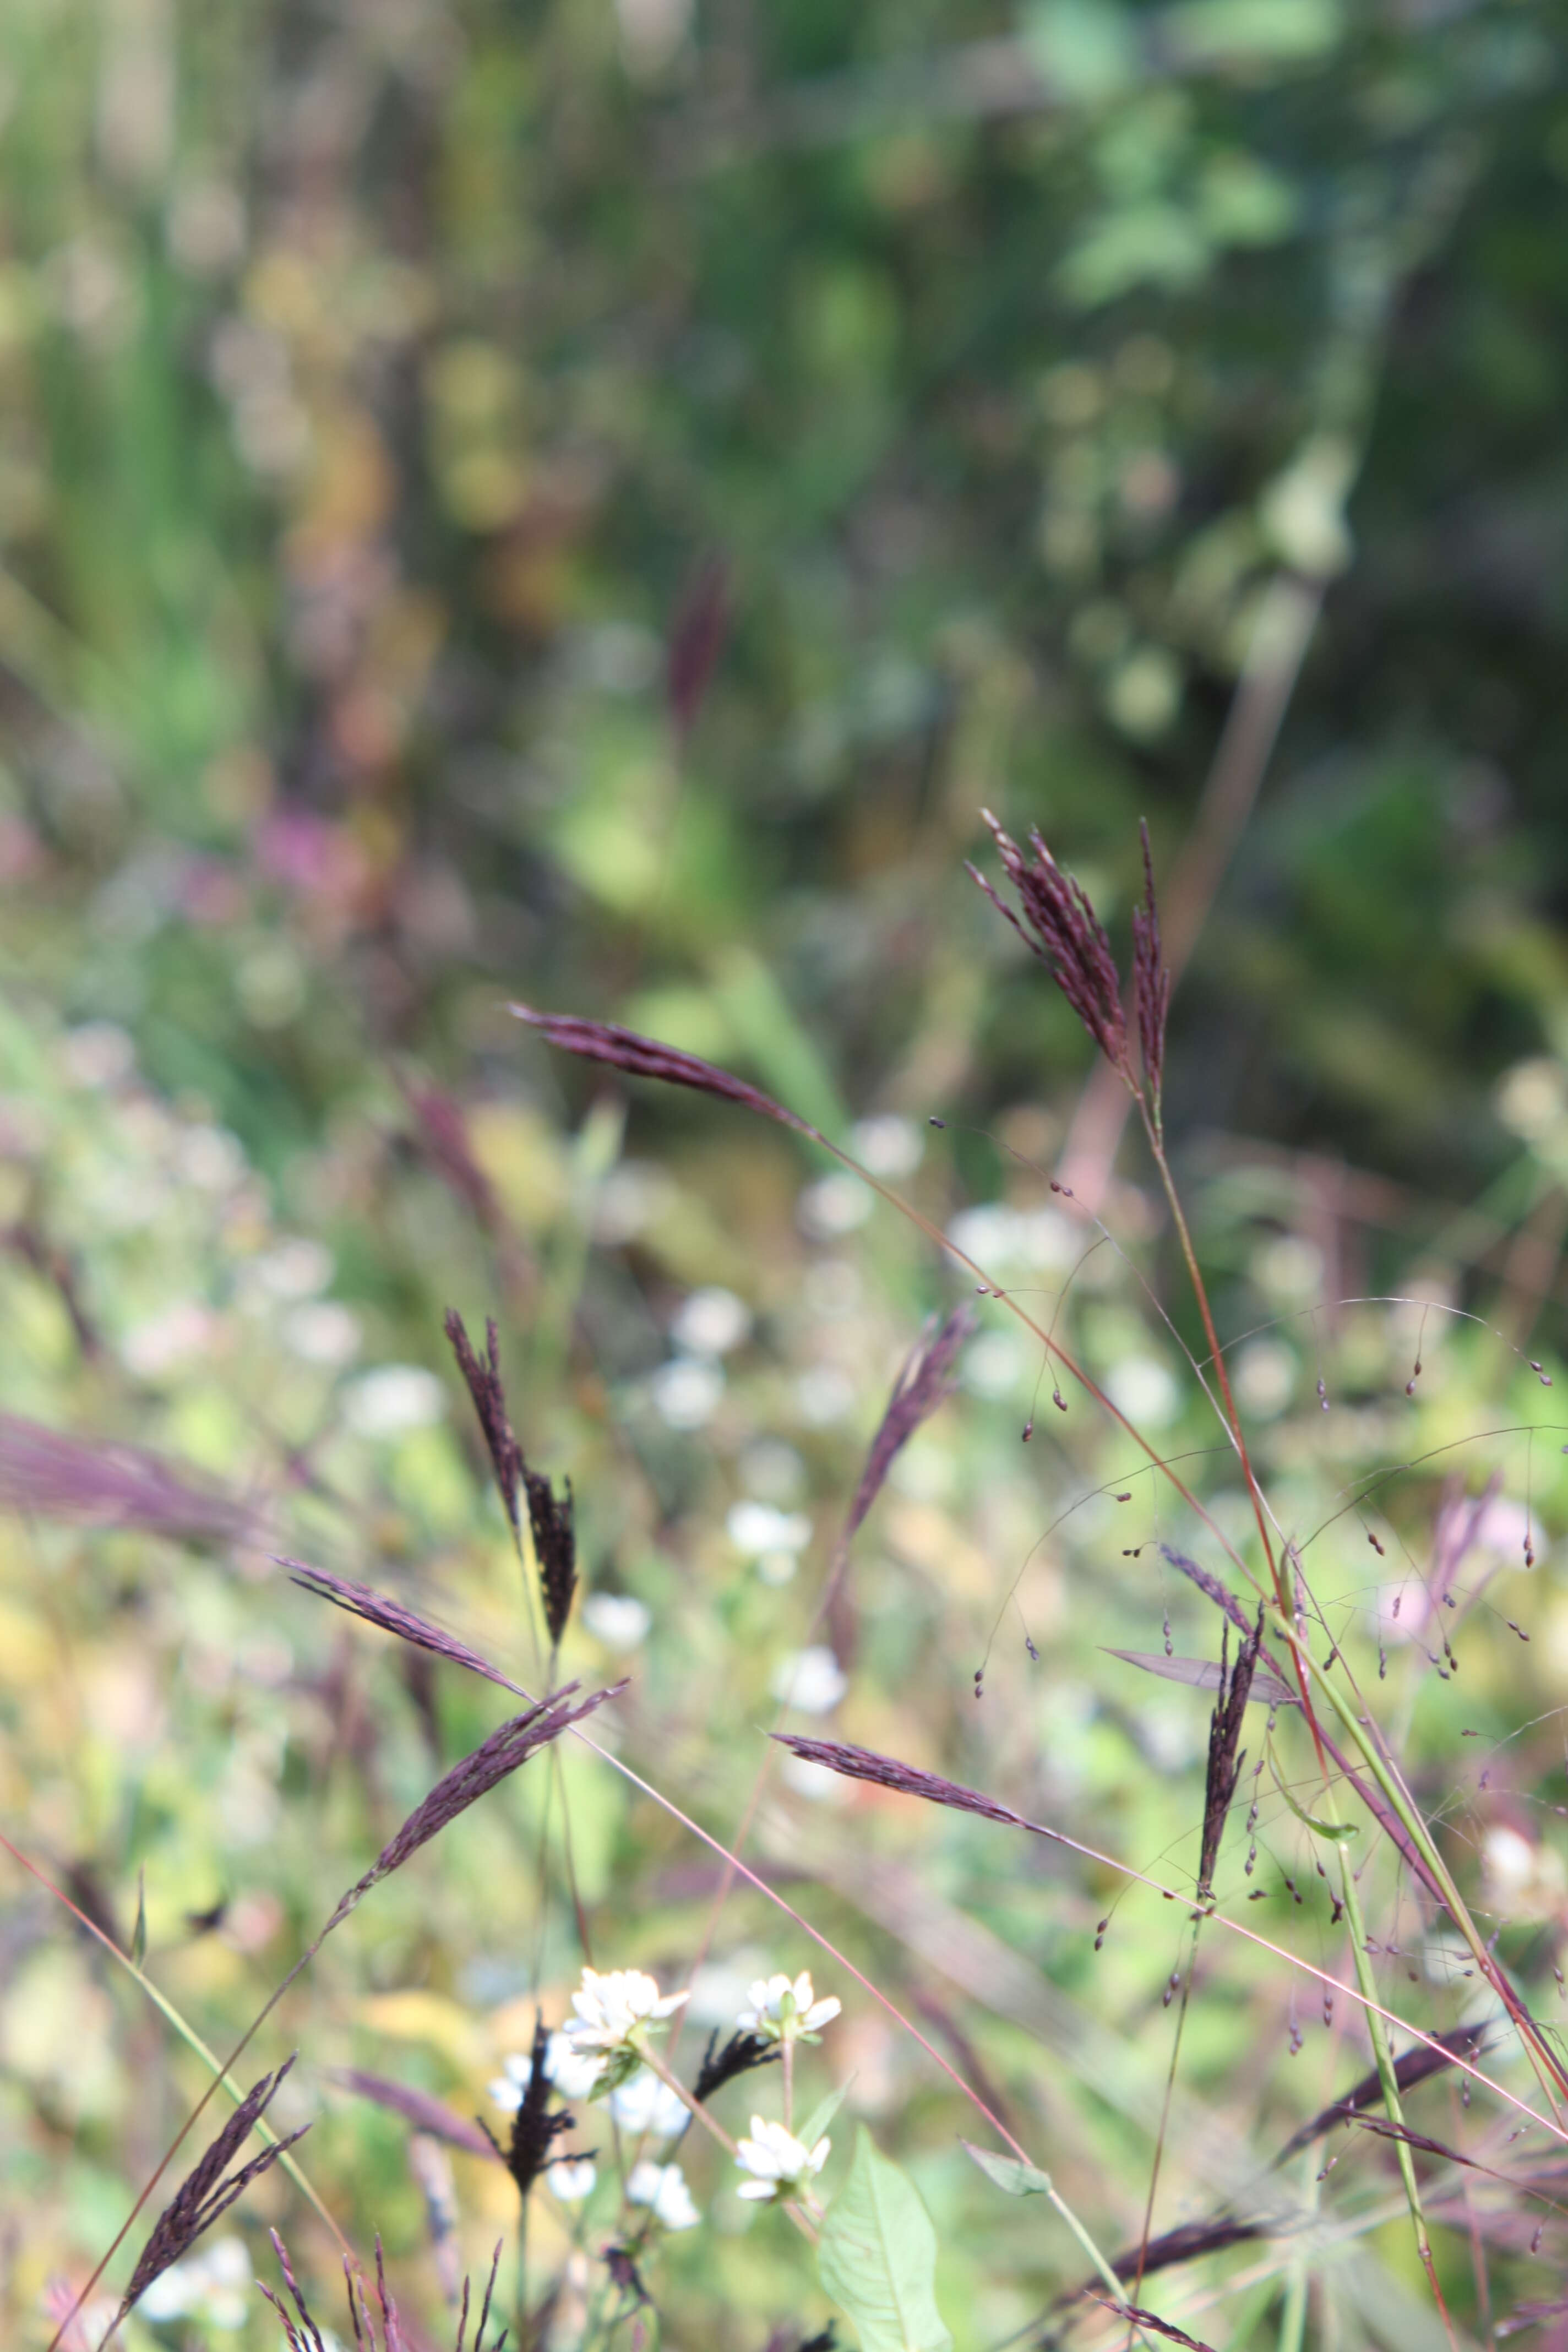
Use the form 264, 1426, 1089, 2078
666, 552, 729, 741
694, 2028, 782, 2104
443, 1311, 524, 1537
1131, 817, 1170, 1115
1271, 2024, 1489, 2166
481, 2013, 584, 2198
322, 1683, 625, 1934
0, 1413, 254, 1544
281, 1558, 526, 1698
1087, 2297, 1217, 2352
967, 811, 1129, 1076
264, 2233, 508, 2352
508, 1005, 814, 1136
333, 2071, 499, 2162
117, 2060, 308, 2322
772, 1734, 1026, 1830
444, 1308, 578, 1643
843, 1304, 975, 1545
1196, 1609, 1262, 1902
521, 1461, 576, 1650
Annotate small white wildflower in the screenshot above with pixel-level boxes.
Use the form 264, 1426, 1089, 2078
736, 1970, 840, 2045
627, 2159, 700, 2231
343, 1364, 445, 1438
671, 1286, 752, 1357
848, 1114, 923, 1177
797, 1173, 872, 1239
734, 2116, 831, 2204
580, 1592, 652, 1651
770, 1646, 847, 1714
609, 2066, 691, 2141
651, 1356, 724, 1429
562, 1967, 688, 2092
727, 1501, 813, 1559
545, 2030, 609, 2100
547, 2158, 598, 2203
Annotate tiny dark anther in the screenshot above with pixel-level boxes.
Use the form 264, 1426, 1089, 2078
1317, 1378, 1329, 1410
1115, 1491, 1131, 1502
1532, 2223, 1543, 2253
1052, 1386, 1067, 1411
928, 1116, 946, 1129
1024, 1635, 1039, 1662
1366, 1531, 1385, 1556
1509, 1620, 1531, 1641
1021, 1418, 1033, 1441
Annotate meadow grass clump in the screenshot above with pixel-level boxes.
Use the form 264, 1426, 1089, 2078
8, 818, 1568, 2352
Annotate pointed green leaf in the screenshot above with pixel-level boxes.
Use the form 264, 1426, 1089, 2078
1267, 1742, 1356, 1842
960, 2139, 1053, 2197
129, 1868, 147, 1969
818, 2127, 952, 2352
796, 2076, 853, 2153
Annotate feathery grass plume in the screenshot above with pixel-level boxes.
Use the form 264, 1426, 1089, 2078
1131, 818, 1170, 1116
772, 1734, 1026, 1828
1087, 2298, 1217, 2352
281, 1559, 526, 1697
967, 812, 1129, 1075
333, 2071, 499, 2162
1271, 2024, 1489, 2166
843, 1305, 974, 1545
444, 1306, 578, 1643
1196, 1611, 1262, 1902
0, 1413, 254, 1544
521, 1462, 576, 1649
443, 1311, 523, 1536
263, 2232, 508, 2352
403, 1076, 505, 1233
693, 2028, 782, 2103
116, 2060, 308, 2324
666, 552, 729, 741
479, 2014, 585, 2198
509, 1005, 814, 1136
1104, 2214, 1268, 2286
322, 1683, 625, 1935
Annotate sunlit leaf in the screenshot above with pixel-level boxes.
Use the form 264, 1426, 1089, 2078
818, 2128, 952, 2352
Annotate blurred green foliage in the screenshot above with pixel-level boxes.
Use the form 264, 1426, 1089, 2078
4, 0, 1568, 2345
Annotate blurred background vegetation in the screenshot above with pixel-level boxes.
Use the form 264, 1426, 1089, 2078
5, 0, 1568, 2344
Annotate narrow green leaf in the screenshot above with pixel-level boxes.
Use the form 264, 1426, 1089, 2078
129, 1868, 147, 1969
796, 2076, 853, 2153
1267, 1743, 1356, 1842
960, 2139, 1053, 2197
818, 2127, 952, 2352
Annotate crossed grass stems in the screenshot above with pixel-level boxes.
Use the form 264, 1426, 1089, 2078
42, 820, 1568, 2351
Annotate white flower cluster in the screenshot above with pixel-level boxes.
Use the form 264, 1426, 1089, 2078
485, 1960, 845, 2237
737, 1969, 841, 2044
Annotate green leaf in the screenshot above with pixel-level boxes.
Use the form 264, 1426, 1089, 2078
1267, 1744, 1357, 1842
818, 2127, 952, 2352
129, 1868, 146, 1970
796, 2077, 853, 2154
960, 2139, 1054, 2197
